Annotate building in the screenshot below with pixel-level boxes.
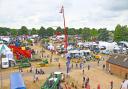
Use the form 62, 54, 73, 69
106, 54, 128, 79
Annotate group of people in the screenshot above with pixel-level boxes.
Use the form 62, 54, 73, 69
29, 66, 45, 83
30, 66, 45, 75
82, 75, 90, 89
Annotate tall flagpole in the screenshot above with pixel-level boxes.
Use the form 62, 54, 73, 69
60, 6, 68, 53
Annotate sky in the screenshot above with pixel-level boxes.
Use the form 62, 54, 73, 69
0, 0, 128, 30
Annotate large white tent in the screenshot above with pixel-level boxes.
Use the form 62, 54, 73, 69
0, 44, 14, 61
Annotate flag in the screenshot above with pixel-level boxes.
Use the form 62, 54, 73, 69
59, 6, 64, 13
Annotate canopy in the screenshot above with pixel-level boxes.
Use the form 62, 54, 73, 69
10, 72, 26, 89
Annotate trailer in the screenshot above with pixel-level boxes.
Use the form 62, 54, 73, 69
10, 72, 26, 89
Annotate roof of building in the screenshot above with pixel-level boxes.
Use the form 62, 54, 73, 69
107, 54, 128, 68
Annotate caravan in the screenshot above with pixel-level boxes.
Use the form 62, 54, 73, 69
2, 58, 9, 68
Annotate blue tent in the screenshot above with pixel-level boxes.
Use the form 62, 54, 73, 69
10, 72, 26, 89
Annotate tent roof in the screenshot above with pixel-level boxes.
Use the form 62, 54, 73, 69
10, 72, 26, 89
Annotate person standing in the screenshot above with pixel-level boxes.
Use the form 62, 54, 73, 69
103, 64, 105, 70
110, 80, 113, 89
83, 76, 85, 83
76, 63, 78, 68
88, 65, 90, 70
97, 60, 100, 66
72, 63, 73, 69
58, 63, 61, 69
82, 69, 84, 75
97, 84, 100, 89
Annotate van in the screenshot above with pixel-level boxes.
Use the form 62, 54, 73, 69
2, 58, 9, 68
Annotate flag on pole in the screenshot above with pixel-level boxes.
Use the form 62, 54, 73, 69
59, 6, 64, 13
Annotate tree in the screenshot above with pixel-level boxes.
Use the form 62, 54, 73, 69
46, 27, 55, 36
10, 29, 17, 37
81, 27, 92, 41
98, 28, 110, 41
0, 27, 10, 35
31, 28, 37, 35
90, 28, 98, 40
114, 24, 128, 42
55, 27, 63, 34
38, 26, 46, 38
67, 28, 76, 35
18, 26, 29, 35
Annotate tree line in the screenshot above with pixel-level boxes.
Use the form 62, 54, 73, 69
0, 24, 128, 42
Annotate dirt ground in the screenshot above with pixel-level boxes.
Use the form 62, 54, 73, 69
1, 42, 123, 89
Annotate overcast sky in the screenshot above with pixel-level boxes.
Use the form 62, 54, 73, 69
0, 0, 128, 30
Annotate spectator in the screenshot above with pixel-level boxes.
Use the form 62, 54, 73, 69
82, 69, 85, 75
72, 63, 73, 69
97, 60, 100, 66
83, 76, 85, 83
76, 63, 78, 68
88, 65, 90, 70
110, 80, 113, 89
97, 84, 100, 89
103, 64, 105, 70
58, 63, 61, 69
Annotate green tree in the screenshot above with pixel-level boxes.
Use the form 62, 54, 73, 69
46, 27, 55, 36
67, 28, 76, 35
82, 27, 92, 41
114, 24, 128, 42
10, 29, 17, 37
38, 26, 46, 38
18, 26, 29, 35
0, 27, 10, 35
31, 28, 37, 35
98, 28, 110, 41
55, 27, 63, 34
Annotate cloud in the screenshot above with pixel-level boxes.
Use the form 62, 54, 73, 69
103, 0, 128, 11
0, 0, 128, 30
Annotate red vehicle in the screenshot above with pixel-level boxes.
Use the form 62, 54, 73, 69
9, 45, 31, 60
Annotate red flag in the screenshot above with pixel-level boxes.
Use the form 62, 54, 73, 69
59, 6, 64, 13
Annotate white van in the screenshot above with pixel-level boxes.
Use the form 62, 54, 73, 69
2, 58, 9, 68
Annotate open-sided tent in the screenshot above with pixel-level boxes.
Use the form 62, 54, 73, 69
10, 72, 26, 89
